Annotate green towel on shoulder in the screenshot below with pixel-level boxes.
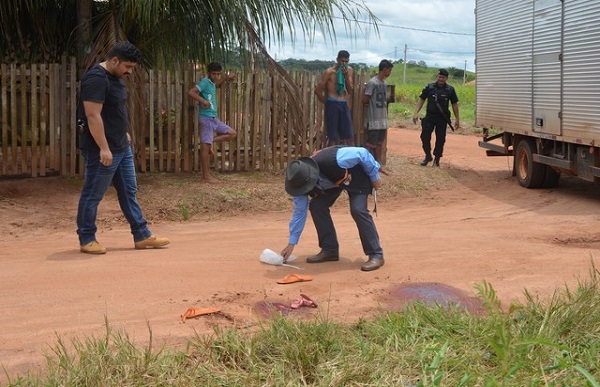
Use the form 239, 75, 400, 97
336, 66, 347, 96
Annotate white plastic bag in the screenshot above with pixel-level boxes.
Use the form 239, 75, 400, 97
260, 248, 300, 269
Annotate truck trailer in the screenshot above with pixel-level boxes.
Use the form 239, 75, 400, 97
476, 0, 600, 188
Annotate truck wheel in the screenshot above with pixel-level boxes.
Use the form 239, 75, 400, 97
515, 140, 545, 188
542, 166, 561, 188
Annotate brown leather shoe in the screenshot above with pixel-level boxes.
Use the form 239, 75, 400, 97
306, 251, 339, 263
361, 257, 384, 271
135, 235, 170, 249
80, 241, 107, 254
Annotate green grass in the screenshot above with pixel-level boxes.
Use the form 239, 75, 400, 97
388, 82, 476, 134
362, 64, 477, 131
178, 204, 191, 220
388, 83, 476, 135
383, 63, 476, 87
6, 265, 600, 386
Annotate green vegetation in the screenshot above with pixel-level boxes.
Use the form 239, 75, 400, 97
178, 204, 191, 220
278, 58, 371, 72
6, 266, 599, 385
278, 60, 478, 131
370, 63, 477, 131
384, 63, 476, 86
388, 83, 476, 127
1, 1, 379, 66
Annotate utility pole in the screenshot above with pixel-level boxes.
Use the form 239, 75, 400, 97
463, 60, 467, 84
403, 44, 407, 84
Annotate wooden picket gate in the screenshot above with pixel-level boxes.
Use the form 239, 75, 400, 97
0, 60, 371, 178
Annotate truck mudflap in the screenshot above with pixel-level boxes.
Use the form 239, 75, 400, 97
478, 132, 513, 156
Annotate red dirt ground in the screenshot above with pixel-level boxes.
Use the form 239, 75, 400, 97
1, 127, 599, 381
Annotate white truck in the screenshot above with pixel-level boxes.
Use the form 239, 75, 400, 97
476, 0, 600, 188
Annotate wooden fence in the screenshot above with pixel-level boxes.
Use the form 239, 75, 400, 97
0, 59, 377, 177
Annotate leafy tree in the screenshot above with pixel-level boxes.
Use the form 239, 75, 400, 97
0, 0, 379, 68
277, 58, 369, 72
448, 67, 465, 79
278, 58, 333, 71
0, 0, 380, 151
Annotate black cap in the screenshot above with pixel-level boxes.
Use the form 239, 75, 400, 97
438, 68, 449, 77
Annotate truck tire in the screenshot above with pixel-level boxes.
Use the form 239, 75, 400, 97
542, 166, 561, 188
515, 140, 545, 188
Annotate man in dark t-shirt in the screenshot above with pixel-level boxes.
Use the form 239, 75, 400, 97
412, 69, 460, 167
78, 65, 130, 153
77, 41, 170, 254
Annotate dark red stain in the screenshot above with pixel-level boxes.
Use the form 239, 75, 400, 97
254, 298, 319, 318
255, 283, 485, 320
254, 300, 292, 317
388, 283, 485, 314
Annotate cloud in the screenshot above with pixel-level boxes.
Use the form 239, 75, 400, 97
269, 0, 475, 71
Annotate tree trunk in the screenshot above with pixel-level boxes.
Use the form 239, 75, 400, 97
76, 0, 93, 68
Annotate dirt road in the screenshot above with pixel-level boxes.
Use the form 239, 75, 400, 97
1, 128, 599, 380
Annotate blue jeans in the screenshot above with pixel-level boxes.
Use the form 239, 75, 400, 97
77, 146, 152, 245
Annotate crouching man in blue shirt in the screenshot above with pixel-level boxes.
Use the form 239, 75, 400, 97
280, 146, 388, 271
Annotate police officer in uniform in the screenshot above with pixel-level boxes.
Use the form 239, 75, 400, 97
280, 146, 388, 272
412, 69, 460, 167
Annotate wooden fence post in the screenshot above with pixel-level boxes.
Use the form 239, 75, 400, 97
0, 63, 378, 177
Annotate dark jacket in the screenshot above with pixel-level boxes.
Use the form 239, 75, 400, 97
310, 146, 372, 195
419, 82, 459, 117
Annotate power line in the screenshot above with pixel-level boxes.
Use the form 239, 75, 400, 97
334, 16, 475, 36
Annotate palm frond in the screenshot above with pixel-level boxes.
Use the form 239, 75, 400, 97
0, 0, 379, 67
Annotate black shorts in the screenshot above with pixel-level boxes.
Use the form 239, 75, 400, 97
365, 129, 387, 145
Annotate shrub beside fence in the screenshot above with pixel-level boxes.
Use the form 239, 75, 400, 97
0, 59, 373, 178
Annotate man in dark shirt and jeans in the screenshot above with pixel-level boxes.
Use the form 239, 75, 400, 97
77, 41, 169, 254
412, 69, 460, 167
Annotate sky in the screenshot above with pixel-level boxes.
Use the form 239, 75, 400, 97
268, 0, 476, 72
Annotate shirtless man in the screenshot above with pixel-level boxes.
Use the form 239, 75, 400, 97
315, 50, 355, 146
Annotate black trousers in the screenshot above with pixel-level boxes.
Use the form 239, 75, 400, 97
309, 188, 383, 259
420, 115, 448, 158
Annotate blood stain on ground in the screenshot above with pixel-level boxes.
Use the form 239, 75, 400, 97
254, 300, 293, 317
386, 283, 485, 314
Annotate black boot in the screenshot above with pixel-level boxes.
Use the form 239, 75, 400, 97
420, 155, 433, 166
433, 157, 440, 167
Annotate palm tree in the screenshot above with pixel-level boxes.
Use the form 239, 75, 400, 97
0, 0, 379, 67
0, 0, 379, 160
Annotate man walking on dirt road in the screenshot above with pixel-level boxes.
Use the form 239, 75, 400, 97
412, 68, 460, 167
76, 41, 170, 254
